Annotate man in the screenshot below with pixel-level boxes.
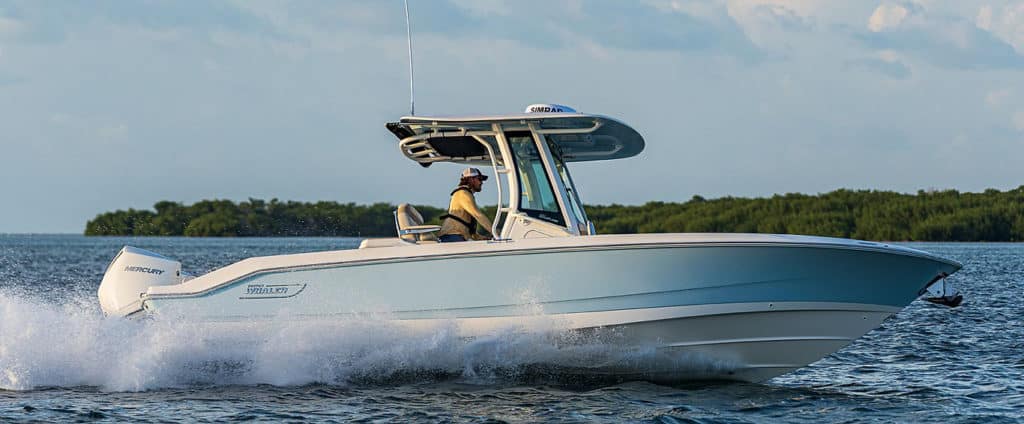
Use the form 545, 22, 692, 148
438, 168, 494, 242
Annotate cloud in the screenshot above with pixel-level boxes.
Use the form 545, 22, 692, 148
230, 1, 764, 59
986, 89, 1011, 107
857, 2, 1024, 69
447, 0, 513, 17
977, 5, 993, 30
0, 14, 23, 37
723, 1, 813, 49
845, 55, 912, 79
456, 1, 765, 58
975, 3, 1024, 54
560, 1, 761, 56
656, 0, 722, 21
1, 0, 288, 44
1014, 110, 1024, 131
868, 3, 911, 32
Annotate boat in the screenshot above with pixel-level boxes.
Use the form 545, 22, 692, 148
97, 104, 962, 382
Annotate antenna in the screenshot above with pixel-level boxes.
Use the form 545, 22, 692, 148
404, 0, 415, 116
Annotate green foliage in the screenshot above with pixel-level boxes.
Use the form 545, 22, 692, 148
586, 186, 1024, 241
84, 208, 158, 236
84, 186, 1024, 240
85, 199, 445, 237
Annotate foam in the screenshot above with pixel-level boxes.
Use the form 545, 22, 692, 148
0, 291, 728, 392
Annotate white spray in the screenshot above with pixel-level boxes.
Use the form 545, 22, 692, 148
0, 288, 732, 392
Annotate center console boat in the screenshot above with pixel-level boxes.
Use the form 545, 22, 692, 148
97, 104, 961, 382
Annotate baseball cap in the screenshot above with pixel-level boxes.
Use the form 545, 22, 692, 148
461, 167, 489, 181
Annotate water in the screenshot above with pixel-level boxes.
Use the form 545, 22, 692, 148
1, 235, 1021, 422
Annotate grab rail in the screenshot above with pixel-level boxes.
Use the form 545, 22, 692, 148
472, 134, 506, 239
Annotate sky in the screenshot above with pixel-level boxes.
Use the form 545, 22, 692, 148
1, 1, 1023, 233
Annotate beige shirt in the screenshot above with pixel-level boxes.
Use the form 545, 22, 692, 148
439, 186, 494, 240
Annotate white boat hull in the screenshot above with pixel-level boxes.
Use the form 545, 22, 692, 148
99, 233, 960, 382
342, 301, 898, 382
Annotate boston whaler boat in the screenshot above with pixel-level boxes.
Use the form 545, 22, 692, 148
98, 104, 962, 382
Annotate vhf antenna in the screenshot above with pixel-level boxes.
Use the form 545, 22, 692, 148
404, 0, 415, 116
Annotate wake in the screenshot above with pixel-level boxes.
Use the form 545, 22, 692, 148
0, 292, 726, 392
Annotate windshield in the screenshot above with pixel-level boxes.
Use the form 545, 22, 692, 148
507, 132, 565, 226
546, 138, 588, 228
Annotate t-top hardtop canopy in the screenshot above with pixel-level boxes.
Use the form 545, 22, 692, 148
386, 112, 645, 166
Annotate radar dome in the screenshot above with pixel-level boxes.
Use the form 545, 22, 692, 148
524, 103, 576, 113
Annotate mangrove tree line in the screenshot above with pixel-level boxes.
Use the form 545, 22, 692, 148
85, 187, 1024, 241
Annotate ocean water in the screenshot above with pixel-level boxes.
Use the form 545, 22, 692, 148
0, 235, 1021, 423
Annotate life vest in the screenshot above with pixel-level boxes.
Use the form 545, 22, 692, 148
441, 186, 479, 234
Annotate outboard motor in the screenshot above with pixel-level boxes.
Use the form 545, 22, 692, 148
98, 246, 182, 316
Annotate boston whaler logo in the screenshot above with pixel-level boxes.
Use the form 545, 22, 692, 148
240, 283, 307, 299
124, 265, 165, 275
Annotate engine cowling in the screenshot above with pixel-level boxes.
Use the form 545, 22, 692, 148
98, 246, 182, 316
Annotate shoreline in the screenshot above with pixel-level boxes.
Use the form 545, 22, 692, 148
2, 233, 1021, 243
